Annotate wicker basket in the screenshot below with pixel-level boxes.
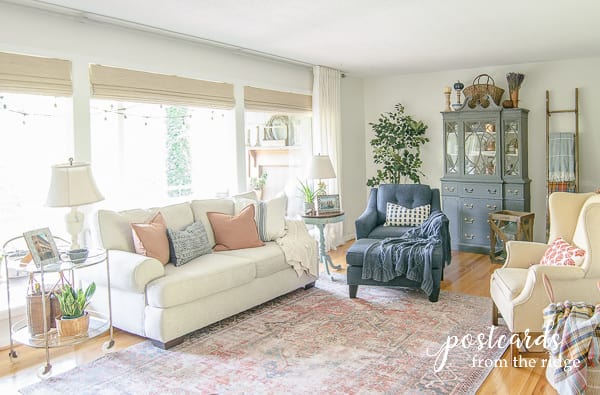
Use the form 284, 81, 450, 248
26, 277, 62, 336
462, 74, 504, 108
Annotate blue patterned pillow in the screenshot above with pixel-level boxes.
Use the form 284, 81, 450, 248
384, 202, 430, 227
167, 222, 212, 266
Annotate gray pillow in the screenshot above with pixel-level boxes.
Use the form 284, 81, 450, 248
167, 222, 212, 266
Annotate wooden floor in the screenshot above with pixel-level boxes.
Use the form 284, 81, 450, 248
0, 242, 556, 394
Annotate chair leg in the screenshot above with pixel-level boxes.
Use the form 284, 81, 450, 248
349, 285, 358, 298
510, 335, 519, 367
492, 302, 498, 326
428, 287, 440, 302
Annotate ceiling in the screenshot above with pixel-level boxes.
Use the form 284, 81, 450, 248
12, 0, 600, 76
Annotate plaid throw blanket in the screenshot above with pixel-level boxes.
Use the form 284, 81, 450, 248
361, 211, 451, 297
543, 301, 600, 395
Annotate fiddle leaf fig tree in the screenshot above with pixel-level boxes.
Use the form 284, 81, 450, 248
367, 103, 429, 187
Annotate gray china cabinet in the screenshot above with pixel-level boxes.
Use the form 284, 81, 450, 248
441, 96, 530, 252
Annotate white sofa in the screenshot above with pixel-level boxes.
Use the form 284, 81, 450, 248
80, 198, 317, 349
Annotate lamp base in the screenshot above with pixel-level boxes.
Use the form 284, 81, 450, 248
65, 207, 84, 250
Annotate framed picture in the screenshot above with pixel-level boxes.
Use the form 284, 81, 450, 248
317, 194, 341, 214
23, 228, 60, 268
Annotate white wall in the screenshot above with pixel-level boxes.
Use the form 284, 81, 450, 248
340, 76, 366, 240
364, 57, 600, 242
0, 2, 313, 193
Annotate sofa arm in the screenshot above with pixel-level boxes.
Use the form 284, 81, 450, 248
513, 264, 586, 307
355, 208, 378, 239
503, 241, 549, 269
78, 250, 165, 293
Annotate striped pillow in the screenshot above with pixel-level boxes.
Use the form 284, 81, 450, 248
234, 193, 287, 241
384, 202, 430, 227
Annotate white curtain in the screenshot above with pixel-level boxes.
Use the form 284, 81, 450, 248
312, 65, 343, 249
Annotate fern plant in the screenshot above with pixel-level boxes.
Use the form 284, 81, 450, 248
56, 283, 96, 319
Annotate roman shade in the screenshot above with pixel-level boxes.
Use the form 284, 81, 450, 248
244, 86, 311, 113
0, 52, 72, 96
90, 65, 235, 109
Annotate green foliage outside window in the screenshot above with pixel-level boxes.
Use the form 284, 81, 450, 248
165, 106, 192, 197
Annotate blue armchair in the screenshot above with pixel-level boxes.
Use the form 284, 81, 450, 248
346, 184, 450, 302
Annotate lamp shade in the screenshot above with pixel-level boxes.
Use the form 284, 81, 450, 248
46, 160, 104, 207
307, 154, 336, 180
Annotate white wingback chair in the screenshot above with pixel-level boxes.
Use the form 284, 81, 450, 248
490, 192, 600, 359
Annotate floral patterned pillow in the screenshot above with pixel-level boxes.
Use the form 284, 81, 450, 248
539, 237, 585, 266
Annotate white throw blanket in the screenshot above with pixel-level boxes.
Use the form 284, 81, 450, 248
276, 219, 318, 277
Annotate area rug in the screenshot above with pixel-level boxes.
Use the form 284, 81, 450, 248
21, 276, 509, 394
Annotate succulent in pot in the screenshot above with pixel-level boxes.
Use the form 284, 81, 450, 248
55, 282, 96, 336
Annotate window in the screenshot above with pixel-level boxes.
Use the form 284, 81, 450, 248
0, 93, 73, 243
91, 100, 236, 209
245, 111, 312, 216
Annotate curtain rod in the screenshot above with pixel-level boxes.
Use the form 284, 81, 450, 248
3, 0, 319, 70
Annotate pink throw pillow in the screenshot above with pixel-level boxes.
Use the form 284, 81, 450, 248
131, 212, 170, 265
207, 205, 264, 251
539, 237, 585, 266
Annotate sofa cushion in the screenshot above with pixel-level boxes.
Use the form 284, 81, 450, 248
346, 238, 379, 267
145, 254, 256, 308
190, 198, 234, 247
234, 194, 287, 241
384, 202, 430, 227
208, 205, 265, 251
540, 236, 585, 266
167, 221, 212, 266
375, 184, 433, 226
491, 268, 528, 300
368, 224, 413, 239
217, 242, 289, 278
98, 202, 193, 252
131, 212, 170, 265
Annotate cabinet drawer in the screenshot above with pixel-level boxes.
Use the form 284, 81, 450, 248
441, 182, 458, 195
504, 185, 524, 199
460, 198, 501, 214
460, 226, 491, 246
460, 182, 501, 198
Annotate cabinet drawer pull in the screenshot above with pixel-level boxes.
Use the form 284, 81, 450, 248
486, 204, 497, 210
464, 233, 475, 240
463, 217, 474, 224
464, 187, 474, 193
463, 203, 474, 209
444, 186, 455, 192
508, 189, 520, 195
487, 188, 497, 194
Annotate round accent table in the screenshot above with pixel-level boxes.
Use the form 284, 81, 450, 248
301, 211, 345, 280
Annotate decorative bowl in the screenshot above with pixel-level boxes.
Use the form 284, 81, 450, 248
67, 248, 88, 264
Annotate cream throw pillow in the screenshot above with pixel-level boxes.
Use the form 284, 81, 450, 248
234, 193, 287, 241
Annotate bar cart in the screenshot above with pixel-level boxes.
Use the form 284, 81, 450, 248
1, 235, 115, 378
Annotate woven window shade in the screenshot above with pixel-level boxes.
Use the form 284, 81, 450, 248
244, 86, 311, 113
90, 65, 235, 109
0, 52, 72, 96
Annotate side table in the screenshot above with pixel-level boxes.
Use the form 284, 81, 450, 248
301, 211, 345, 279
488, 210, 535, 264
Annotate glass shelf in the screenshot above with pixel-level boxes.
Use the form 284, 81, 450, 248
5, 248, 106, 274
11, 310, 109, 348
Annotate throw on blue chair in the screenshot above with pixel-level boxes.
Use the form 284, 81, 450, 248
346, 184, 451, 302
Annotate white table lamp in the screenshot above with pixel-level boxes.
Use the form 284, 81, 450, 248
307, 154, 336, 193
46, 158, 104, 250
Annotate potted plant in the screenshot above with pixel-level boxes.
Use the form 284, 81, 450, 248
55, 282, 96, 337
249, 172, 268, 199
367, 104, 429, 187
297, 180, 323, 214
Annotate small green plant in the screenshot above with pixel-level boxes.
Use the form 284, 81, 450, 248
297, 179, 323, 203
56, 283, 96, 319
250, 172, 268, 190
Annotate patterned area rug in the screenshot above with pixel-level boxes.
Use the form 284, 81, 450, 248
21, 275, 508, 394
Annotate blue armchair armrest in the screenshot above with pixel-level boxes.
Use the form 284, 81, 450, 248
355, 188, 378, 239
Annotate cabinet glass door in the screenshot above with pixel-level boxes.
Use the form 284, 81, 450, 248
503, 119, 521, 176
464, 120, 497, 175
445, 121, 459, 174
